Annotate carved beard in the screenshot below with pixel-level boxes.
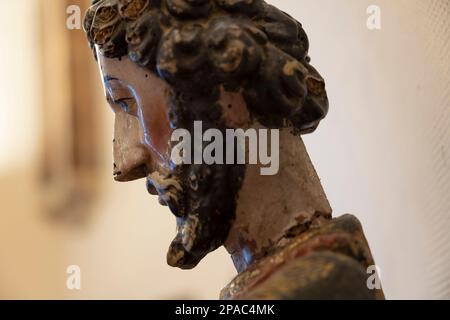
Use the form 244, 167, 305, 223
146, 128, 245, 269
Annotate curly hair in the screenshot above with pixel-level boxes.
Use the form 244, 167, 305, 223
84, 0, 329, 134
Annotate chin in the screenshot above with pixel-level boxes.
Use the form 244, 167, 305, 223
146, 163, 245, 269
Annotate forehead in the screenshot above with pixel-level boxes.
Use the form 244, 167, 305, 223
96, 47, 136, 80
95, 46, 159, 96
95, 46, 173, 100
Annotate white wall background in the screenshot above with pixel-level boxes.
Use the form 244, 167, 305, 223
292, 0, 450, 299
0, 0, 448, 299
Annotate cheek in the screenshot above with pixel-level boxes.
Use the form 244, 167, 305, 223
138, 89, 172, 162
219, 89, 250, 128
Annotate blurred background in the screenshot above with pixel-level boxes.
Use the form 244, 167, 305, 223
0, 0, 448, 299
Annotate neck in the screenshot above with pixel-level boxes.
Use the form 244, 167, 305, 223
224, 128, 332, 273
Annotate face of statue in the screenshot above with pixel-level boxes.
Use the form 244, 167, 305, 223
99, 53, 172, 182
98, 50, 250, 269
86, 0, 329, 270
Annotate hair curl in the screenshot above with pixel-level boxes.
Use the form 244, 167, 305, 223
84, 0, 329, 134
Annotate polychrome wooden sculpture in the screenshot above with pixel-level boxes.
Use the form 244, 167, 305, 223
84, 0, 384, 299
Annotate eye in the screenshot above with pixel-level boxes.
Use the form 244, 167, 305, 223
116, 99, 130, 113
114, 97, 136, 115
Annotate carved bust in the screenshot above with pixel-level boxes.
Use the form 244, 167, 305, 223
84, 0, 384, 299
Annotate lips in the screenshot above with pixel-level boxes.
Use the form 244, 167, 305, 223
146, 172, 184, 217
146, 178, 169, 208
146, 178, 158, 195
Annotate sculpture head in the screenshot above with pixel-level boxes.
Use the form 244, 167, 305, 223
84, 0, 328, 269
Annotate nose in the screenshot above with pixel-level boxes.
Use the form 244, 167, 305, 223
113, 111, 151, 182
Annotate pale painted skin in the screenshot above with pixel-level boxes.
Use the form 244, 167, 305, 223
98, 54, 172, 183
97, 49, 332, 273
98, 52, 250, 184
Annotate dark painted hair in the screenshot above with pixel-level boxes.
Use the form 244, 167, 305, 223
84, 0, 329, 134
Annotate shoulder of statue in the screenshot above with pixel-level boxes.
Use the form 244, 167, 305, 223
220, 214, 385, 300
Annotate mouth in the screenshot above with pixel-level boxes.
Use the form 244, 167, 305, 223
145, 178, 158, 195
146, 179, 168, 206
146, 172, 184, 217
